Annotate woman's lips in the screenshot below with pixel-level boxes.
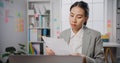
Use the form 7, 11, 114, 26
71, 24, 76, 26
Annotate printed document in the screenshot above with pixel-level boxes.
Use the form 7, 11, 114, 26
42, 36, 71, 55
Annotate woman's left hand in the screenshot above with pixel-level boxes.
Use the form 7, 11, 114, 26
70, 53, 85, 57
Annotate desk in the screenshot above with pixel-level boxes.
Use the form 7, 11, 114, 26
103, 42, 120, 47
103, 42, 120, 63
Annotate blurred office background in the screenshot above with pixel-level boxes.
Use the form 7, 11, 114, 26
0, 0, 120, 63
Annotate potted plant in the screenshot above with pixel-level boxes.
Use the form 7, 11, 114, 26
0, 60, 3, 63
1, 43, 27, 63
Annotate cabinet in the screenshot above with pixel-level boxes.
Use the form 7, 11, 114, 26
27, 0, 51, 55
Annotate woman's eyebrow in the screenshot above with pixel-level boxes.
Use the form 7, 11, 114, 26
76, 14, 83, 16
70, 12, 83, 16
70, 12, 74, 14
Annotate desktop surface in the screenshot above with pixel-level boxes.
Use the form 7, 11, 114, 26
9, 55, 84, 63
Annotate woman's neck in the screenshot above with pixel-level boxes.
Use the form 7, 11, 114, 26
72, 28, 81, 34
72, 30, 78, 34
72, 25, 83, 34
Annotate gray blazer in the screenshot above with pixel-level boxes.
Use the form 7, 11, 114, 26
60, 26, 104, 63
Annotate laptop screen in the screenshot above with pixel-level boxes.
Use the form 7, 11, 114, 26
9, 55, 85, 63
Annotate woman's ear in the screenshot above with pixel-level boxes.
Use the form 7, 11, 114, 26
84, 17, 88, 25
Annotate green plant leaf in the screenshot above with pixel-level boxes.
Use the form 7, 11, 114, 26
17, 51, 26, 54
18, 44, 25, 47
5, 47, 16, 53
13, 53, 20, 55
0, 60, 3, 63
20, 47, 24, 50
2, 53, 10, 58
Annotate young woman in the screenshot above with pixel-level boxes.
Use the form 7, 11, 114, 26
46, 1, 104, 63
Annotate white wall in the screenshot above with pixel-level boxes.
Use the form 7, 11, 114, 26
51, 0, 61, 38
0, 0, 27, 54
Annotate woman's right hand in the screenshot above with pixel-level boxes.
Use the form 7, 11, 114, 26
46, 47, 55, 55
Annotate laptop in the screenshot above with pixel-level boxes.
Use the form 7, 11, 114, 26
9, 55, 86, 63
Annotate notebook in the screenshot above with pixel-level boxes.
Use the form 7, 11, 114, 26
9, 55, 85, 63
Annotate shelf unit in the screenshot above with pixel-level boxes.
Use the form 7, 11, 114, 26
27, 0, 51, 55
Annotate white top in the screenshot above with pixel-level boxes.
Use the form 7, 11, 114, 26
68, 27, 84, 54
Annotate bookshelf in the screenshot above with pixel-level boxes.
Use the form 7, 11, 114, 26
27, 0, 51, 55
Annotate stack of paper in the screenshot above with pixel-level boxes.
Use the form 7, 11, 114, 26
42, 36, 71, 55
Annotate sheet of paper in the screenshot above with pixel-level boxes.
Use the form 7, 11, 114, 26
42, 36, 71, 55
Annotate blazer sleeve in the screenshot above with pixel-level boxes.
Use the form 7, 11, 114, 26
85, 32, 105, 63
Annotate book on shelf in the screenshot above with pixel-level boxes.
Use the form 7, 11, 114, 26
39, 15, 43, 27
34, 4, 47, 15
34, 4, 40, 15
41, 29, 50, 41
29, 42, 44, 55
29, 17, 40, 28
42, 15, 46, 28
29, 2, 34, 9
38, 4, 46, 15
39, 15, 50, 28
29, 42, 35, 54
40, 43, 44, 54
30, 29, 37, 42
32, 43, 40, 54
42, 29, 50, 36
42, 15, 50, 28
37, 29, 42, 41
29, 17, 35, 28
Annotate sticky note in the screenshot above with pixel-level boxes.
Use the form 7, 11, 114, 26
0, 2, 4, 8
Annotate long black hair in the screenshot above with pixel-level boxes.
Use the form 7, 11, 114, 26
70, 1, 89, 25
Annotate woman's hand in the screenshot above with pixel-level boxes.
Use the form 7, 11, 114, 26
46, 47, 55, 55
70, 53, 85, 57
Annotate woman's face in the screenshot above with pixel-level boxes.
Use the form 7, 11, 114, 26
69, 6, 88, 31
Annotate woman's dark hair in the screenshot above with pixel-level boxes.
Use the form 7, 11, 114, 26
70, 1, 89, 25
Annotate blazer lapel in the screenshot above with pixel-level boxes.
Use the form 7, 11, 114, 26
82, 27, 91, 55
64, 29, 71, 44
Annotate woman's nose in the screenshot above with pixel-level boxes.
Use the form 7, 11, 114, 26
72, 17, 76, 23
